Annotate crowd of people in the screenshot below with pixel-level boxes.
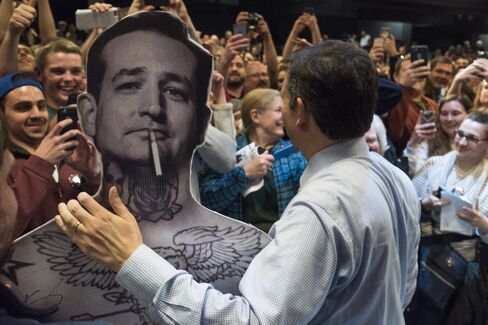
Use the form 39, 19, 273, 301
0, 0, 488, 324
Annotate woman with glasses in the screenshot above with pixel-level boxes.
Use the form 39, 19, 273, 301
405, 94, 473, 177
411, 110, 488, 324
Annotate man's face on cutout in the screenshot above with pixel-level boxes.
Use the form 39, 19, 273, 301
94, 30, 198, 168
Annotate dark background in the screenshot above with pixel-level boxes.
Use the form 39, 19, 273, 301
48, 0, 488, 51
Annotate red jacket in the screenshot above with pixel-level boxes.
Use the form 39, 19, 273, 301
8, 146, 100, 237
386, 86, 438, 155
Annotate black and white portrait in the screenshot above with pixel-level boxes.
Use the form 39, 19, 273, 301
1, 11, 270, 324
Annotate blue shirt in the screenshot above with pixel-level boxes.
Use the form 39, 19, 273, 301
200, 135, 306, 221
117, 138, 420, 324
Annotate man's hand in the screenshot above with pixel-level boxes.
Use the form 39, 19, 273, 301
369, 46, 385, 64
244, 152, 274, 179
398, 60, 430, 88
8, 3, 37, 36
65, 133, 100, 182
33, 119, 81, 165
222, 34, 250, 62
210, 71, 226, 105
56, 187, 143, 272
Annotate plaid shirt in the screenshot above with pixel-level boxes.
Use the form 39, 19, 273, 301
200, 135, 306, 221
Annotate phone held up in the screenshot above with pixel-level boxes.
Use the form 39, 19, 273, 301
411, 45, 429, 66
75, 7, 119, 31
57, 92, 79, 136
420, 110, 434, 124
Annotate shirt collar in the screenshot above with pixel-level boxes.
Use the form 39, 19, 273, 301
300, 137, 369, 187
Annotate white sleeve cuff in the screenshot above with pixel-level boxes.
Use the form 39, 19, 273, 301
116, 244, 184, 307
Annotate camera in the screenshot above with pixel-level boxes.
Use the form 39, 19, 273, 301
248, 12, 260, 31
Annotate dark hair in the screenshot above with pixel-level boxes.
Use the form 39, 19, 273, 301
430, 56, 454, 71
287, 40, 378, 140
86, 12, 212, 133
467, 109, 488, 127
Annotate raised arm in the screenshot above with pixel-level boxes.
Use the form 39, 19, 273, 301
216, 34, 249, 77
282, 15, 307, 60
0, 0, 14, 42
37, 0, 56, 43
257, 15, 278, 89
169, 0, 198, 41
0, 2, 36, 76
304, 12, 322, 45
80, 2, 113, 63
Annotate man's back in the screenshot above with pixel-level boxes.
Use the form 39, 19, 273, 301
253, 138, 420, 324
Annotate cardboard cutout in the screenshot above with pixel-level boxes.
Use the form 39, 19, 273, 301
1, 11, 271, 324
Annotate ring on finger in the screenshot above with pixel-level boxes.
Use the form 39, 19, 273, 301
72, 220, 82, 233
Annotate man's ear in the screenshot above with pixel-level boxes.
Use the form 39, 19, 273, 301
77, 93, 97, 138
295, 97, 308, 130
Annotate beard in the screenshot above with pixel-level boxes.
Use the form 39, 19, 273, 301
226, 76, 244, 89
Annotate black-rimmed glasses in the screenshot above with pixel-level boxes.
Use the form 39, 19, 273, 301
454, 129, 488, 145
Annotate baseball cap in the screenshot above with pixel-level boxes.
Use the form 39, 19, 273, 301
0, 72, 44, 100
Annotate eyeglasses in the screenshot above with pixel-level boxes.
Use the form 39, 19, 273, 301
454, 129, 488, 145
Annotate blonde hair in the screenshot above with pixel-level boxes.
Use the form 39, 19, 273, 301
35, 39, 82, 73
473, 80, 488, 110
240, 88, 281, 132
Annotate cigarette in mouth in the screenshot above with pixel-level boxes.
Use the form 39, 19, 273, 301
149, 129, 163, 177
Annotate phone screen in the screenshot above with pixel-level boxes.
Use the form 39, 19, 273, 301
411, 45, 429, 66
233, 23, 248, 36
420, 110, 434, 124
57, 107, 79, 135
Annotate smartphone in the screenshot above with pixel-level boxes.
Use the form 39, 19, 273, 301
75, 8, 119, 30
145, 0, 170, 7
57, 107, 79, 135
380, 26, 392, 38
420, 110, 434, 124
303, 7, 315, 15
233, 23, 248, 36
411, 45, 429, 66
67, 91, 80, 106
